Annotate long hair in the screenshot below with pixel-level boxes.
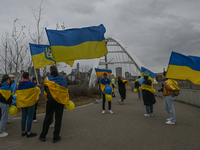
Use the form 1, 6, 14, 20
118, 76, 122, 80
1, 74, 10, 86
144, 76, 151, 85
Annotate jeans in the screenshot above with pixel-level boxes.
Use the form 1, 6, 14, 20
33, 102, 38, 120
137, 89, 142, 99
0, 102, 9, 133
40, 99, 64, 139
164, 95, 176, 122
102, 94, 111, 110
146, 105, 153, 114
21, 105, 35, 132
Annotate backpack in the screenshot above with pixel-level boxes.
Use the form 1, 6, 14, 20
173, 90, 180, 96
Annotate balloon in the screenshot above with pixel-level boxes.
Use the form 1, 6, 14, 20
111, 79, 115, 82
13, 94, 17, 101
112, 81, 115, 85
105, 94, 112, 101
66, 101, 75, 111
105, 86, 112, 94
9, 105, 18, 116
134, 88, 138, 92
138, 78, 144, 85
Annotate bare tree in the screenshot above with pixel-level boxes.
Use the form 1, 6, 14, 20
0, 19, 30, 76
80, 65, 90, 73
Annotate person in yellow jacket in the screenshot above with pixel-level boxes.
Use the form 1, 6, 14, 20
162, 71, 180, 125
100, 73, 113, 114
39, 65, 69, 143
17, 72, 40, 138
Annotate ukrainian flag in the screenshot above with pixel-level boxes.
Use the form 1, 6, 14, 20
30, 43, 74, 69
100, 78, 113, 93
141, 67, 156, 82
16, 81, 40, 108
0, 82, 12, 101
95, 68, 112, 76
166, 51, 200, 85
45, 24, 108, 62
44, 75, 69, 105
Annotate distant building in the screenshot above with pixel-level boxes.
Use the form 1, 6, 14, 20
116, 67, 122, 77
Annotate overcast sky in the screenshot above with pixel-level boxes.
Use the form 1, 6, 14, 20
1, 0, 200, 74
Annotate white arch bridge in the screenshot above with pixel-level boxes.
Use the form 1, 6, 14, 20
89, 37, 144, 87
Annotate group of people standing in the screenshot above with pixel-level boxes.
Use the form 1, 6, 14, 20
135, 72, 180, 125
0, 65, 69, 143
98, 73, 130, 114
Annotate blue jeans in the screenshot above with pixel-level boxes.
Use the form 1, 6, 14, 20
164, 95, 176, 123
137, 89, 142, 99
0, 102, 9, 133
146, 105, 153, 114
21, 105, 35, 132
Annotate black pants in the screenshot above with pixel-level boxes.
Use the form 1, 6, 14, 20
40, 99, 64, 139
33, 102, 38, 120
102, 94, 111, 110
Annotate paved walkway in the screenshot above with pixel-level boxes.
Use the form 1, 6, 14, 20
1, 91, 200, 150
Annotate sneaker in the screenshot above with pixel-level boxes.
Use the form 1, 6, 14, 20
33, 120, 37, 123
27, 132, 37, 138
102, 110, 105, 114
0, 132, 8, 138
150, 114, 154, 117
118, 100, 122, 105
22, 132, 27, 137
165, 120, 176, 125
108, 110, 113, 114
53, 136, 61, 143
50, 122, 55, 128
144, 114, 150, 117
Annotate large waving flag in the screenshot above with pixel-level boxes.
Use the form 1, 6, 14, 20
95, 68, 112, 76
44, 75, 69, 105
46, 24, 108, 62
16, 81, 40, 108
10, 81, 18, 95
0, 82, 12, 101
141, 67, 156, 82
166, 51, 200, 85
30, 44, 74, 69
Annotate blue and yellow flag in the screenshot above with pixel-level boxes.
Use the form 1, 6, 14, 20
45, 24, 108, 62
30, 44, 74, 69
44, 75, 69, 105
95, 68, 112, 76
16, 81, 40, 108
166, 51, 200, 85
141, 67, 156, 82
0, 82, 12, 101
100, 78, 113, 93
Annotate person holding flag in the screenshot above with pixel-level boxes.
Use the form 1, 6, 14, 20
39, 65, 69, 143
0, 75, 13, 137
100, 73, 113, 114
140, 67, 156, 117
135, 76, 142, 100
17, 72, 40, 138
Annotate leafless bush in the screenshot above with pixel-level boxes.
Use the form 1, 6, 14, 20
69, 85, 99, 98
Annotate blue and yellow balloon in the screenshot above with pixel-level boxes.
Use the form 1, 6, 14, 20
105, 94, 112, 101
105, 86, 112, 94
9, 105, 18, 116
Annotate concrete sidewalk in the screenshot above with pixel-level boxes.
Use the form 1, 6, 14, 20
1, 91, 200, 150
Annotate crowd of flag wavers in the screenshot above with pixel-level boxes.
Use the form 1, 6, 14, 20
0, 64, 181, 141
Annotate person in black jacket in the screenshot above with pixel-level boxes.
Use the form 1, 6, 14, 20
142, 76, 156, 117
118, 76, 127, 104
0, 75, 13, 138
